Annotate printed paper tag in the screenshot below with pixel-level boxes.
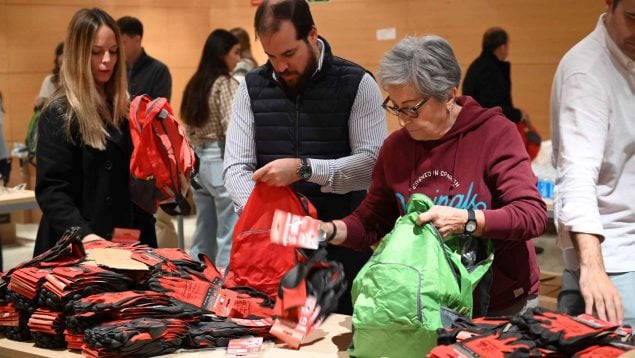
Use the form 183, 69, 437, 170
112, 228, 141, 244
573, 313, 619, 330
270, 210, 321, 249
229, 318, 272, 328
269, 295, 322, 349
131, 251, 165, 267
213, 289, 239, 317
225, 336, 263, 357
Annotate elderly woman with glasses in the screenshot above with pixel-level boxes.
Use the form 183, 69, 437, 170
322, 35, 547, 316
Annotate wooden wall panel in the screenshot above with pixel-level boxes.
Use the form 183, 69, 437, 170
209, 1, 260, 60
512, 63, 559, 135
0, 3, 8, 71
99, 0, 208, 8
100, 4, 208, 110
6, 5, 73, 73
309, 0, 407, 71
0, 0, 609, 147
3, 4, 77, 150
406, 0, 604, 139
4, 73, 43, 142
170, 67, 196, 118
6, 0, 94, 5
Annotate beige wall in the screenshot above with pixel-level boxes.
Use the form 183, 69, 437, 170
0, 0, 605, 149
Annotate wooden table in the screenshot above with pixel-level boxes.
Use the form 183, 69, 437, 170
0, 190, 38, 215
1, 312, 634, 357
0, 314, 353, 358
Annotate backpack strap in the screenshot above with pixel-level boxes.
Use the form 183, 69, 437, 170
129, 95, 195, 216
147, 98, 191, 216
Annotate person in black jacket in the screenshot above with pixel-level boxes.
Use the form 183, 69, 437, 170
462, 27, 529, 124
34, 8, 157, 256
116, 16, 172, 101
116, 16, 177, 249
463, 27, 544, 255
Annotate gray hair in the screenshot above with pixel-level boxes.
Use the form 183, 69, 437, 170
378, 35, 461, 100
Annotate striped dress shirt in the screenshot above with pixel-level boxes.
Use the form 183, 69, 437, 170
223, 50, 387, 212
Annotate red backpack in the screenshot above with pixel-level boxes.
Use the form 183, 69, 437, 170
128, 95, 197, 216
224, 183, 318, 298
516, 118, 542, 161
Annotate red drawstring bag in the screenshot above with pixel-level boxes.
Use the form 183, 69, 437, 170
516, 118, 542, 161
224, 183, 317, 298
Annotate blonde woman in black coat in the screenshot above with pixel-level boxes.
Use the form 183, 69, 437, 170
34, 8, 156, 256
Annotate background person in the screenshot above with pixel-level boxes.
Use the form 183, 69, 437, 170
463, 27, 544, 254
35, 42, 64, 108
551, 0, 635, 326
180, 29, 241, 267
230, 27, 258, 81
0, 90, 10, 187
462, 27, 529, 124
116, 16, 172, 100
321, 35, 547, 316
34, 7, 157, 256
223, 0, 387, 314
117, 15, 177, 248
0, 90, 6, 270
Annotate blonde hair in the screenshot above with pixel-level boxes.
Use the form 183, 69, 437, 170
55, 8, 128, 150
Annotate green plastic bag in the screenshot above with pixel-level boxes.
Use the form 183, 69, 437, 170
349, 193, 494, 357
25, 107, 41, 164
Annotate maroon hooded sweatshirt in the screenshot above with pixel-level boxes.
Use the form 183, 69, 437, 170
341, 96, 547, 312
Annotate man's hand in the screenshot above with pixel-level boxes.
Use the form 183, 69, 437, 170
416, 206, 476, 238
252, 158, 301, 187
573, 233, 624, 324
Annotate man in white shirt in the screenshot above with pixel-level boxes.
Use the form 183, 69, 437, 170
551, 0, 635, 326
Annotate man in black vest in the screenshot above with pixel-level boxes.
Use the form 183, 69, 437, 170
224, 0, 387, 314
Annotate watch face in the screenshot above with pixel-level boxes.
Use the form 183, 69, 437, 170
300, 165, 312, 180
466, 221, 477, 233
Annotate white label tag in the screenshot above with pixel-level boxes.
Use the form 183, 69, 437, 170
270, 210, 320, 249
225, 336, 263, 357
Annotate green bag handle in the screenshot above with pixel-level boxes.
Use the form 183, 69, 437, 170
25, 107, 42, 152
405, 193, 494, 293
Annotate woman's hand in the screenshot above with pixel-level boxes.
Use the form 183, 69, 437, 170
416, 206, 479, 238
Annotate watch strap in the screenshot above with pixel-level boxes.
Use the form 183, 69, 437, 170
467, 208, 475, 222
297, 157, 311, 181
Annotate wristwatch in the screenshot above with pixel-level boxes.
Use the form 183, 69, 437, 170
297, 157, 312, 181
464, 209, 477, 234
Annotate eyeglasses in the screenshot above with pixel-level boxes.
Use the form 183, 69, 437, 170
382, 96, 430, 118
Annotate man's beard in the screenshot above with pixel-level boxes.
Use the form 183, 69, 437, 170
277, 52, 318, 97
